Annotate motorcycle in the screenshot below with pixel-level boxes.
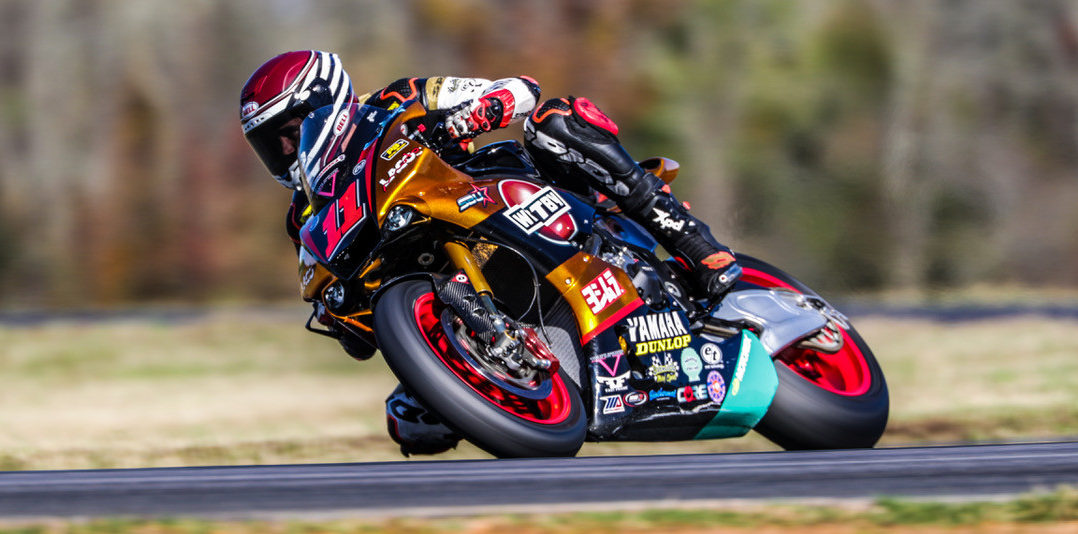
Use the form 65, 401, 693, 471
294, 100, 889, 458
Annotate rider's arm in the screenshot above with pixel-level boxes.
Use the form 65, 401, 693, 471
361, 76, 541, 136
285, 190, 310, 252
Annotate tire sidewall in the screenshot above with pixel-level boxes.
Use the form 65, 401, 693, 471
736, 254, 890, 449
374, 280, 587, 458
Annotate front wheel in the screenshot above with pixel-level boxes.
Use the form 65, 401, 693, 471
373, 280, 587, 458
736, 255, 889, 449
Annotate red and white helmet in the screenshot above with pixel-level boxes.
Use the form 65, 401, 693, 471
240, 50, 355, 189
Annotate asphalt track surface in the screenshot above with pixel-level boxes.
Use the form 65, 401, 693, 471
0, 441, 1075, 519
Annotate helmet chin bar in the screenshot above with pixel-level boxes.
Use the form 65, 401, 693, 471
276, 160, 302, 190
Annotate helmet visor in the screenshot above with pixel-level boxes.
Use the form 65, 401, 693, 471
298, 103, 395, 206
245, 113, 302, 184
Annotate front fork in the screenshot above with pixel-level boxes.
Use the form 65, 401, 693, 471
442, 241, 556, 372
443, 241, 509, 338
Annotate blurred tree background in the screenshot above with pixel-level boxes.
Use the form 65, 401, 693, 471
0, 0, 1075, 308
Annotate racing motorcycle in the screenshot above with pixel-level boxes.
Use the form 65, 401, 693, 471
295, 100, 889, 458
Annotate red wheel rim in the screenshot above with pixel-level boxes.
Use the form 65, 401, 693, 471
412, 292, 572, 424
740, 268, 871, 396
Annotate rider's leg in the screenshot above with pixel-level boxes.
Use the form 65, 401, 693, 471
523, 96, 741, 297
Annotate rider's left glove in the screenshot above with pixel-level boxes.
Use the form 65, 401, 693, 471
445, 96, 505, 139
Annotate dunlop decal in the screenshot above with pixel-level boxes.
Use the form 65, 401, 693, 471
623, 311, 691, 356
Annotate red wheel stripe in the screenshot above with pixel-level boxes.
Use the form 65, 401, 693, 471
412, 292, 572, 424
740, 267, 872, 397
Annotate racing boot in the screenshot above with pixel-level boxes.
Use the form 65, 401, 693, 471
524, 96, 741, 298
385, 384, 460, 456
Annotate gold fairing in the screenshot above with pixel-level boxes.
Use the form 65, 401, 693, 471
545, 251, 642, 343
299, 247, 335, 301
372, 105, 503, 229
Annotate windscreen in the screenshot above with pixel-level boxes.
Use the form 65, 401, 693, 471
297, 103, 395, 210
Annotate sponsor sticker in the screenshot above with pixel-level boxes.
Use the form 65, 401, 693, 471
623, 390, 648, 407
700, 342, 724, 368
591, 350, 623, 376
730, 336, 751, 396
623, 311, 691, 356
596, 371, 630, 392
456, 184, 496, 211
647, 353, 679, 383
651, 208, 686, 232
581, 268, 625, 315
707, 370, 727, 404
452, 272, 469, 284
380, 139, 409, 160
677, 384, 708, 403
379, 146, 423, 190
502, 186, 571, 235
300, 265, 315, 288
648, 388, 677, 401
600, 394, 625, 414
680, 347, 703, 382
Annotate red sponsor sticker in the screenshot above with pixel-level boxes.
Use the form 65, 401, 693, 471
581, 268, 625, 315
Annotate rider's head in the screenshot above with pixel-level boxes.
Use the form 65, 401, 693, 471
240, 50, 355, 189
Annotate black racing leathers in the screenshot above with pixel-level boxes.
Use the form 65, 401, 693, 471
523, 96, 741, 297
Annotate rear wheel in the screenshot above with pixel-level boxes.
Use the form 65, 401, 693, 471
736, 255, 889, 449
373, 280, 586, 458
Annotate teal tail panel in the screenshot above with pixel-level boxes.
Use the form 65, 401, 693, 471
694, 331, 779, 440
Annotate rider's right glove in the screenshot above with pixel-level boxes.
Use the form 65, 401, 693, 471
445, 94, 508, 139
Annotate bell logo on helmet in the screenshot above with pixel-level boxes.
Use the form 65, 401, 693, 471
333, 108, 351, 136
241, 101, 259, 119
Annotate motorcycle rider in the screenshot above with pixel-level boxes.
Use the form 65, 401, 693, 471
240, 50, 741, 455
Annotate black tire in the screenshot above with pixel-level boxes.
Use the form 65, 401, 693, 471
735, 254, 889, 450
373, 280, 587, 458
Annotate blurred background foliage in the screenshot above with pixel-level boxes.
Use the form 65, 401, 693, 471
0, 0, 1075, 308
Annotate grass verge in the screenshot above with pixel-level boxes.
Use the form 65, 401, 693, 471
0, 309, 1076, 468
0, 488, 1075, 533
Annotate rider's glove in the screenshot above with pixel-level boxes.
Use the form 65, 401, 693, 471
445, 95, 507, 139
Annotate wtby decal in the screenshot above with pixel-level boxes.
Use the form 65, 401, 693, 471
623, 311, 691, 356
647, 353, 679, 383
379, 146, 423, 190
581, 268, 625, 315
503, 187, 569, 234
498, 179, 577, 244
456, 184, 496, 212
600, 395, 625, 415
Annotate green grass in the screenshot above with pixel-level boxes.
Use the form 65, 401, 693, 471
0, 489, 1074, 532
0, 306, 1077, 469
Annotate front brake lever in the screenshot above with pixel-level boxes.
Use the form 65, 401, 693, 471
402, 113, 453, 157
